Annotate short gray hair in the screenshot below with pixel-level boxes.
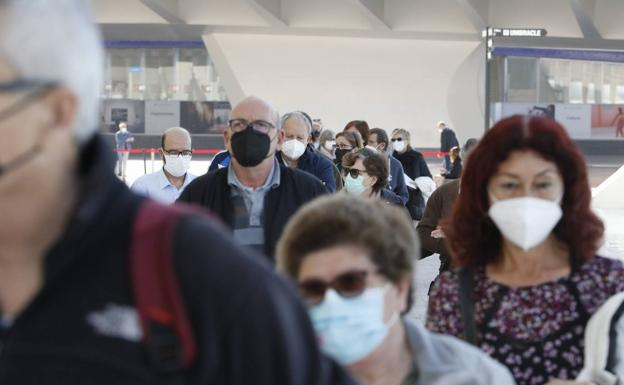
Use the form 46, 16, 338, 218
0, 0, 103, 143
280, 111, 312, 135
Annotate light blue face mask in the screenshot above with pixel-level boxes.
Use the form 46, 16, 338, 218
308, 286, 399, 365
344, 174, 366, 195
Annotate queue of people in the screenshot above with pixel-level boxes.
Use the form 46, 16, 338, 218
2, 1, 623, 384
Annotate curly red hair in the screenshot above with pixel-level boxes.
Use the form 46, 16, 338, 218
442, 115, 604, 268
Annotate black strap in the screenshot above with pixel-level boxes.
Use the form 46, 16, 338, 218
458, 268, 478, 346
606, 298, 624, 374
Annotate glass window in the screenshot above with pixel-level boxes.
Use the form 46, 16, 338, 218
507, 57, 537, 102
101, 47, 228, 102
539, 59, 569, 104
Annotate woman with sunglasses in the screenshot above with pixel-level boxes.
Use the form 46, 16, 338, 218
341, 148, 404, 206
277, 195, 515, 385
390, 128, 432, 181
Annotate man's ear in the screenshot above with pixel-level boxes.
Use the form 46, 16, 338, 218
223, 129, 232, 153
46, 87, 78, 130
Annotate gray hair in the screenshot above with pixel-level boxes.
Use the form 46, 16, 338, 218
280, 111, 312, 135
0, 0, 103, 143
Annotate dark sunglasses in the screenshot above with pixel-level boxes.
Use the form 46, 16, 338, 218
344, 168, 367, 179
390, 138, 404, 142
299, 270, 372, 305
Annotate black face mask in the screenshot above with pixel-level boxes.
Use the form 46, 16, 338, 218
334, 148, 350, 166
230, 125, 273, 167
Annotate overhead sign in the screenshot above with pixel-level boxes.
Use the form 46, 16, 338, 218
490, 28, 547, 38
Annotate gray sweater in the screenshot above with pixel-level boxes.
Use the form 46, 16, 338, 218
404, 320, 516, 385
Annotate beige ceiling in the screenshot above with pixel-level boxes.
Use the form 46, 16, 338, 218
92, 0, 624, 40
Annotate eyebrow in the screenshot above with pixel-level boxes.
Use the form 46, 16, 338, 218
495, 168, 557, 178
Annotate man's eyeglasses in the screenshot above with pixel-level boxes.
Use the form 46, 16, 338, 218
163, 149, 192, 157
390, 138, 404, 143
299, 270, 374, 305
0, 79, 58, 123
0, 79, 57, 93
344, 168, 367, 179
228, 119, 276, 134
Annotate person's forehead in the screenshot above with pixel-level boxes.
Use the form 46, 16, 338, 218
493, 150, 559, 178
165, 131, 191, 147
283, 116, 308, 134
230, 99, 276, 122
336, 136, 349, 143
298, 245, 373, 280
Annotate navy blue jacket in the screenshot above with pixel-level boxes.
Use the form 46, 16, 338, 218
388, 155, 409, 204
208, 150, 231, 171
440, 127, 459, 152
277, 150, 336, 192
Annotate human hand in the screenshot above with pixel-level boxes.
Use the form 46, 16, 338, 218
430, 227, 445, 239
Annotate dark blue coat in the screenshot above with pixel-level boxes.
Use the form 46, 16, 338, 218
277, 149, 337, 192
388, 155, 409, 205
208, 150, 231, 171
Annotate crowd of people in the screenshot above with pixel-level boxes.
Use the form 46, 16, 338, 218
2, 1, 624, 385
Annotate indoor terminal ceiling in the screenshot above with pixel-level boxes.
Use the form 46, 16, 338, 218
94, 0, 624, 42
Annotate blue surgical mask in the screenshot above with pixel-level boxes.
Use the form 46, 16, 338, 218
309, 286, 399, 365
344, 174, 366, 195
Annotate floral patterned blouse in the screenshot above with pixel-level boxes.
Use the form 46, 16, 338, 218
426, 256, 624, 385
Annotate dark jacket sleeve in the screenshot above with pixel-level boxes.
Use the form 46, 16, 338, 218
208, 152, 229, 172
173, 216, 356, 385
415, 154, 433, 178
390, 157, 409, 205
444, 158, 462, 180
416, 188, 449, 258
316, 157, 336, 193
176, 174, 207, 204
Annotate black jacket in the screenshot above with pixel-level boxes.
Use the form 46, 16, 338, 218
393, 149, 433, 180
178, 162, 328, 260
440, 127, 459, 152
0, 137, 352, 385
442, 157, 463, 180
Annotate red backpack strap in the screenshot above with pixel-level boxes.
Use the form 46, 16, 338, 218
130, 199, 197, 373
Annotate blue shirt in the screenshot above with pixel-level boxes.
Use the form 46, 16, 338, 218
114, 131, 134, 150
227, 159, 281, 251
131, 168, 197, 204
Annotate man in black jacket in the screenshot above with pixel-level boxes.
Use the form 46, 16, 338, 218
0, 2, 352, 384
437, 121, 459, 172
178, 96, 328, 261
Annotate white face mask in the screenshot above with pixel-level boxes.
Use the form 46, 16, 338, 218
488, 195, 563, 251
164, 154, 192, 177
282, 139, 307, 160
392, 140, 406, 153
324, 140, 336, 152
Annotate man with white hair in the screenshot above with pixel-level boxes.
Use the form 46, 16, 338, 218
278, 111, 336, 192
0, 1, 352, 384
131, 127, 196, 204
